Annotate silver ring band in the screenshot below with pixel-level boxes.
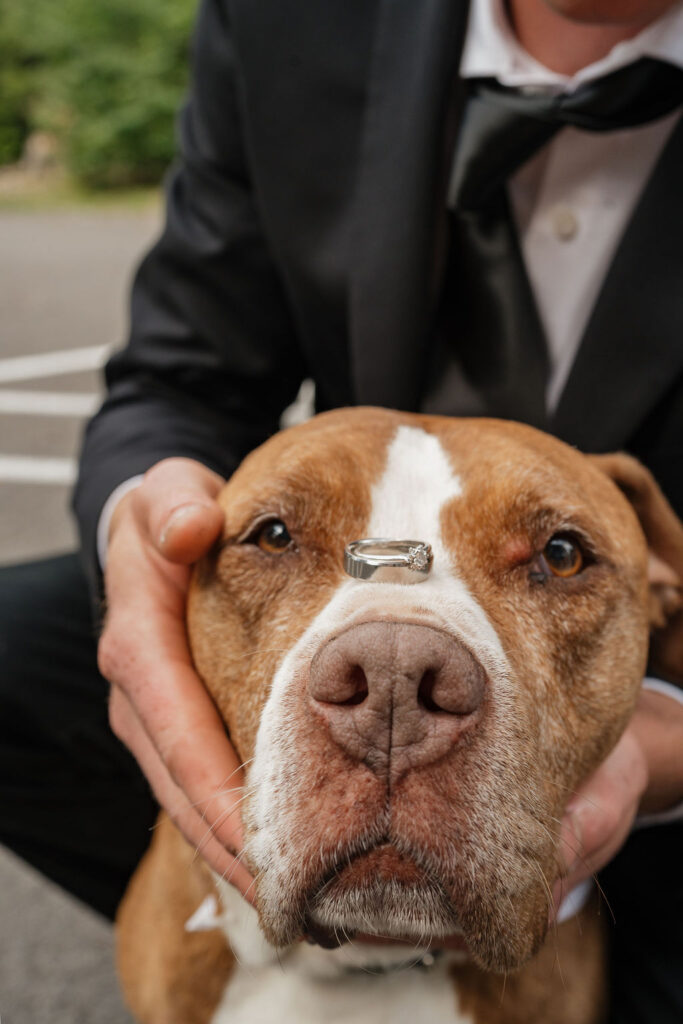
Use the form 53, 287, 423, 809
343, 538, 433, 584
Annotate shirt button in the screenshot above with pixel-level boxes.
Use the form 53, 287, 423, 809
551, 205, 579, 241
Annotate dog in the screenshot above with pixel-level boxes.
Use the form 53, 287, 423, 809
117, 408, 683, 1024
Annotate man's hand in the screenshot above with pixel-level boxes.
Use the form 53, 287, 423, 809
98, 458, 256, 899
553, 688, 683, 917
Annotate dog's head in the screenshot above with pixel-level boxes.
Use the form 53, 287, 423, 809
188, 409, 683, 971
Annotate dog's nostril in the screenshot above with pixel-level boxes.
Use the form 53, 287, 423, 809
417, 668, 443, 713
338, 664, 369, 706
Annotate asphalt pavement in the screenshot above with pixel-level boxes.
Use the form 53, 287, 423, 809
0, 200, 162, 1024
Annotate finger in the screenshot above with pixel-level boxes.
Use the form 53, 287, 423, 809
553, 731, 647, 901
630, 689, 683, 813
101, 465, 252, 895
131, 457, 226, 564
110, 686, 256, 901
101, 532, 250, 878
103, 610, 250, 869
559, 814, 633, 893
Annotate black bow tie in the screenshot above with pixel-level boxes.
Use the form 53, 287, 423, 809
450, 57, 683, 212
427, 56, 683, 430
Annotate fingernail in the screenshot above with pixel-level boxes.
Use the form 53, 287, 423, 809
160, 503, 207, 546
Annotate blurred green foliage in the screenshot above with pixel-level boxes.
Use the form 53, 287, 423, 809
0, 0, 195, 187
0, 2, 39, 166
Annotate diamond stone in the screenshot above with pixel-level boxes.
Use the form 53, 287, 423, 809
407, 544, 430, 571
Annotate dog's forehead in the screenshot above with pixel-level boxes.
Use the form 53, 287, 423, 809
222, 409, 636, 545
366, 424, 463, 540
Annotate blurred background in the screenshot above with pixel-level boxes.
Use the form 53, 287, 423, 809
1, 1, 195, 1019
1, 0, 193, 188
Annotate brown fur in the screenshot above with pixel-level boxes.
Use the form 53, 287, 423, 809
117, 815, 234, 1024
456, 897, 607, 1024
589, 452, 683, 684
119, 409, 683, 1023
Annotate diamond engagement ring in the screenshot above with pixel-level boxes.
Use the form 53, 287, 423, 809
343, 538, 433, 583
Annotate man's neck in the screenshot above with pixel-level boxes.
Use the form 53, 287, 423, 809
506, 0, 671, 75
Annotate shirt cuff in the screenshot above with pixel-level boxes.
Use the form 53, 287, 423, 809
96, 475, 144, 570
556, 879, 593, 924
634, 677, 683, 828
641, 677, 683, 705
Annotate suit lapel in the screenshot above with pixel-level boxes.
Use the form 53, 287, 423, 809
551, 113, 683, 452
349, 0, 469, 410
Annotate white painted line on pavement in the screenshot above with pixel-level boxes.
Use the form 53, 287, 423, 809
0, 455, 77, 484
0, 344, 111, 384
0, 389, 100, 416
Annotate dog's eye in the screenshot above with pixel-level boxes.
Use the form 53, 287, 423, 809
542, 534, 583, 578
252, 519, 293, 554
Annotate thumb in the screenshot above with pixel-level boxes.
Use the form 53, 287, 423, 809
136, 458, 226, 564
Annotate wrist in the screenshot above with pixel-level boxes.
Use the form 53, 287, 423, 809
97, 475, 144, 569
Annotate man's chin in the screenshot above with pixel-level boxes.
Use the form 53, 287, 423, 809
542, 0, 674, 26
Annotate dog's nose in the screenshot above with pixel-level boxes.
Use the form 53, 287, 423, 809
308, 621, 485, 780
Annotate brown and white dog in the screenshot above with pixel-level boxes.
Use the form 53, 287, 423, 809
117, 408, 683, 1024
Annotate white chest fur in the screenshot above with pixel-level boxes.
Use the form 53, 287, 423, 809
210, 959, 473, 1024
200, 880, 474, 1024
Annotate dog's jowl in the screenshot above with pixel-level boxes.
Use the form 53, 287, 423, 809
116, 408, 683, 1024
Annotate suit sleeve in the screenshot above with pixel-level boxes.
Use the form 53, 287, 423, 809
73, 0, 306, 594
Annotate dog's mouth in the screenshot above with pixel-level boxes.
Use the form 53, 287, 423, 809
303, 841, 462, 947
254, 820, 553, 971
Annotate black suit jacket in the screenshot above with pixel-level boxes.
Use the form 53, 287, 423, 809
74, 0, 683, 584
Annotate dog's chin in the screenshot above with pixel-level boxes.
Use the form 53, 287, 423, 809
307, 880, 459, 943
256, 842, 550, 972
306, 844, 460, 944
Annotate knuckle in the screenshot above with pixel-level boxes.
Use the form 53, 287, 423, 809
166, 802, 194, 834
162, 743, 183, 788
591, 803, 620, 847
143, 459, 171, 485
158, 733, 199, 795
97, 631, 119, 681
107, 689, 128, 741
98, 623, 136, 685
606, 804, 625, 839
143, 457, 191, 490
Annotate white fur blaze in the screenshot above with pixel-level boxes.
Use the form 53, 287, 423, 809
244, 425, 512, 950
366, 424, 463, 549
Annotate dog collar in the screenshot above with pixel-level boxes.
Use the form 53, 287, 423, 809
339, 949, 445, 976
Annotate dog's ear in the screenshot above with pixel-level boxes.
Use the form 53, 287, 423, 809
591, 453, 683, 684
